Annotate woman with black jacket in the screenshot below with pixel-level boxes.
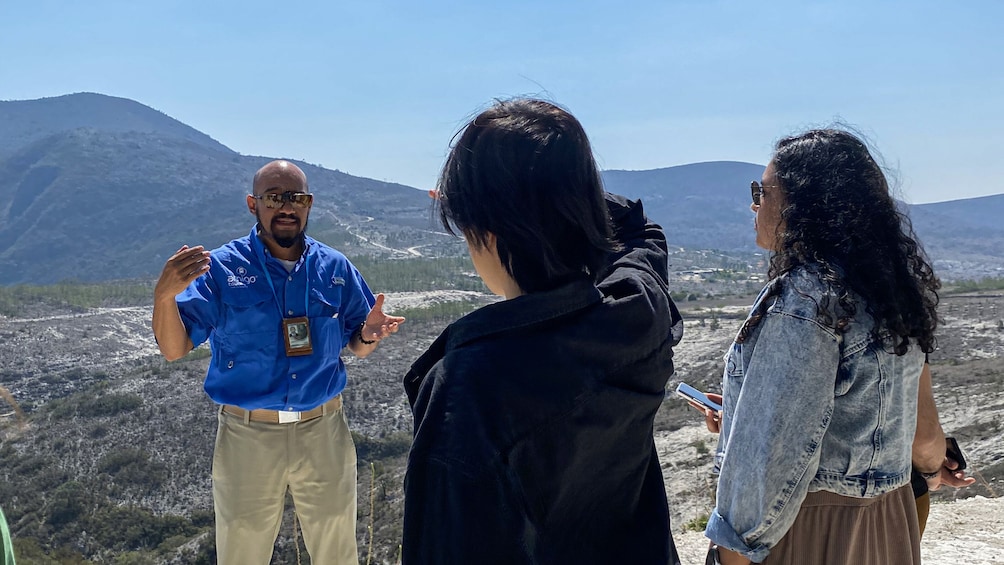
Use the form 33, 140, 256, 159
402, 98, 684, 565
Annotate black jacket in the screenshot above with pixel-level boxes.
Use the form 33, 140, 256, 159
402, 195, 684, 565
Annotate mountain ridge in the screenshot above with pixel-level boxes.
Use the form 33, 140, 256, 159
2, 92, 1003, 285
0, 92, 231, 157
0, 93, 447, 285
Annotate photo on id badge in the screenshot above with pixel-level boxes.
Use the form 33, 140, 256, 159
284, 317, 313, 356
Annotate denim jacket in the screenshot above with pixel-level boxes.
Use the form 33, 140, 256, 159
705, 266, 924, 563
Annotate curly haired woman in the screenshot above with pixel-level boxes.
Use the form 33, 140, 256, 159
704, 129, 940, 565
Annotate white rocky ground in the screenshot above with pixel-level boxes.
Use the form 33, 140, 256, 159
2, 290, 1003, 563
669, 495, 1004, 564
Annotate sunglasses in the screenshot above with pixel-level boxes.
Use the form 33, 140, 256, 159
750, 181, 780, 206
253, 191, 314, 209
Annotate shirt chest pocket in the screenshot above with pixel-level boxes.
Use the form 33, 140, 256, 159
309, 288, 347, 355
216, 288, 279, 371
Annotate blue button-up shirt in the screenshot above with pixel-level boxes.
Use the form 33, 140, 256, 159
177, 227, 375, 410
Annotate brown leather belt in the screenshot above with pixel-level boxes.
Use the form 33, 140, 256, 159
222, 395, 342, 424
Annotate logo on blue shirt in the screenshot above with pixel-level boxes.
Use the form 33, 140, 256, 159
228, 266, 258, 287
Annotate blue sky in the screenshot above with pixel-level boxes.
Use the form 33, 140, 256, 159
1, 0, 1001, 204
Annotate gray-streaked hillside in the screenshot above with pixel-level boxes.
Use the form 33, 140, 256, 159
2, 289, 1001, 563
2, 92, 1004, 285
0, 94, 449, 285
604, 162, 1004, 281
0, 92, 231, 157
603, 162, 767, 251
910, 194, 1004, 279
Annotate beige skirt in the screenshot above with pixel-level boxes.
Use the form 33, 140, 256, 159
763, 483, 920, 565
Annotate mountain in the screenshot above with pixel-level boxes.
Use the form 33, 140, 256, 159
0, 93, 447, 285
0, 92, 230, 158
602, 162, 766, 252
2, 92, 1003, 285
603, 164, 1004, 280
909, 194, 1004, 278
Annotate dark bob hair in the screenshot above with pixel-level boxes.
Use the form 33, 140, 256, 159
435, 98, 617, 294
742, 128, 940, 355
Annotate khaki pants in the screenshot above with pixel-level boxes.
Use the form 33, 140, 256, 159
212, 402, 358, 565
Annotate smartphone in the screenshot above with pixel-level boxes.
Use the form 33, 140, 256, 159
946, 437, 967, 471
675, 382, 723, 413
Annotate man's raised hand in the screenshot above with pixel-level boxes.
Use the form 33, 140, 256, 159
360, 293, 406, 344
155, 245, 210, 300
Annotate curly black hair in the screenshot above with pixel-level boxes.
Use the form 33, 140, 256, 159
738, 129, 940, 355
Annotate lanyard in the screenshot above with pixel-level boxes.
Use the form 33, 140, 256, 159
253, 240, 310, 318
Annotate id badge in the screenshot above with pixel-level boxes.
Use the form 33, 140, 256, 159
283, 316, 313, 356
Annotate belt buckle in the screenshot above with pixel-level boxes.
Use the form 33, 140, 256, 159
277, 410, 301, 424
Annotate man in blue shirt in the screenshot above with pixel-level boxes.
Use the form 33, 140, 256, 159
152, 160, 403, 564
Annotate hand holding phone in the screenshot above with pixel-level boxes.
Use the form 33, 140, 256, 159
676, 383, 723, 434
945, 436, 967, 471
675, 382, 723, 412
927, 436, 976, 491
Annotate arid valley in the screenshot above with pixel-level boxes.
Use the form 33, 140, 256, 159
2, 288, 1003, 563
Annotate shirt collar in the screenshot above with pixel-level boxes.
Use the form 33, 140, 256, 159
249, 225, 313, 270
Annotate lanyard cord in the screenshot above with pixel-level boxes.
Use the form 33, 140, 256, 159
254, 240, 310, 318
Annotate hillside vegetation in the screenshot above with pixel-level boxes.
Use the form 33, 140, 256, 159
2, 271, 1003, 563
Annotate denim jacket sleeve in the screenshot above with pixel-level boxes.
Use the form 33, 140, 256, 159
706, 305, 840, 563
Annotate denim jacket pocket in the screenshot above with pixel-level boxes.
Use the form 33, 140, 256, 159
716, 342, 745, 473
725, 343, 743, 379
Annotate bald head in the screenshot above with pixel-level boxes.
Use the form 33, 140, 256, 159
252, 160, 308, 195
247, 160, 312, 258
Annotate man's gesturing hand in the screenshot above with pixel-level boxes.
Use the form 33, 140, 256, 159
155, 245, 210, 299
359, 293, 406, 343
